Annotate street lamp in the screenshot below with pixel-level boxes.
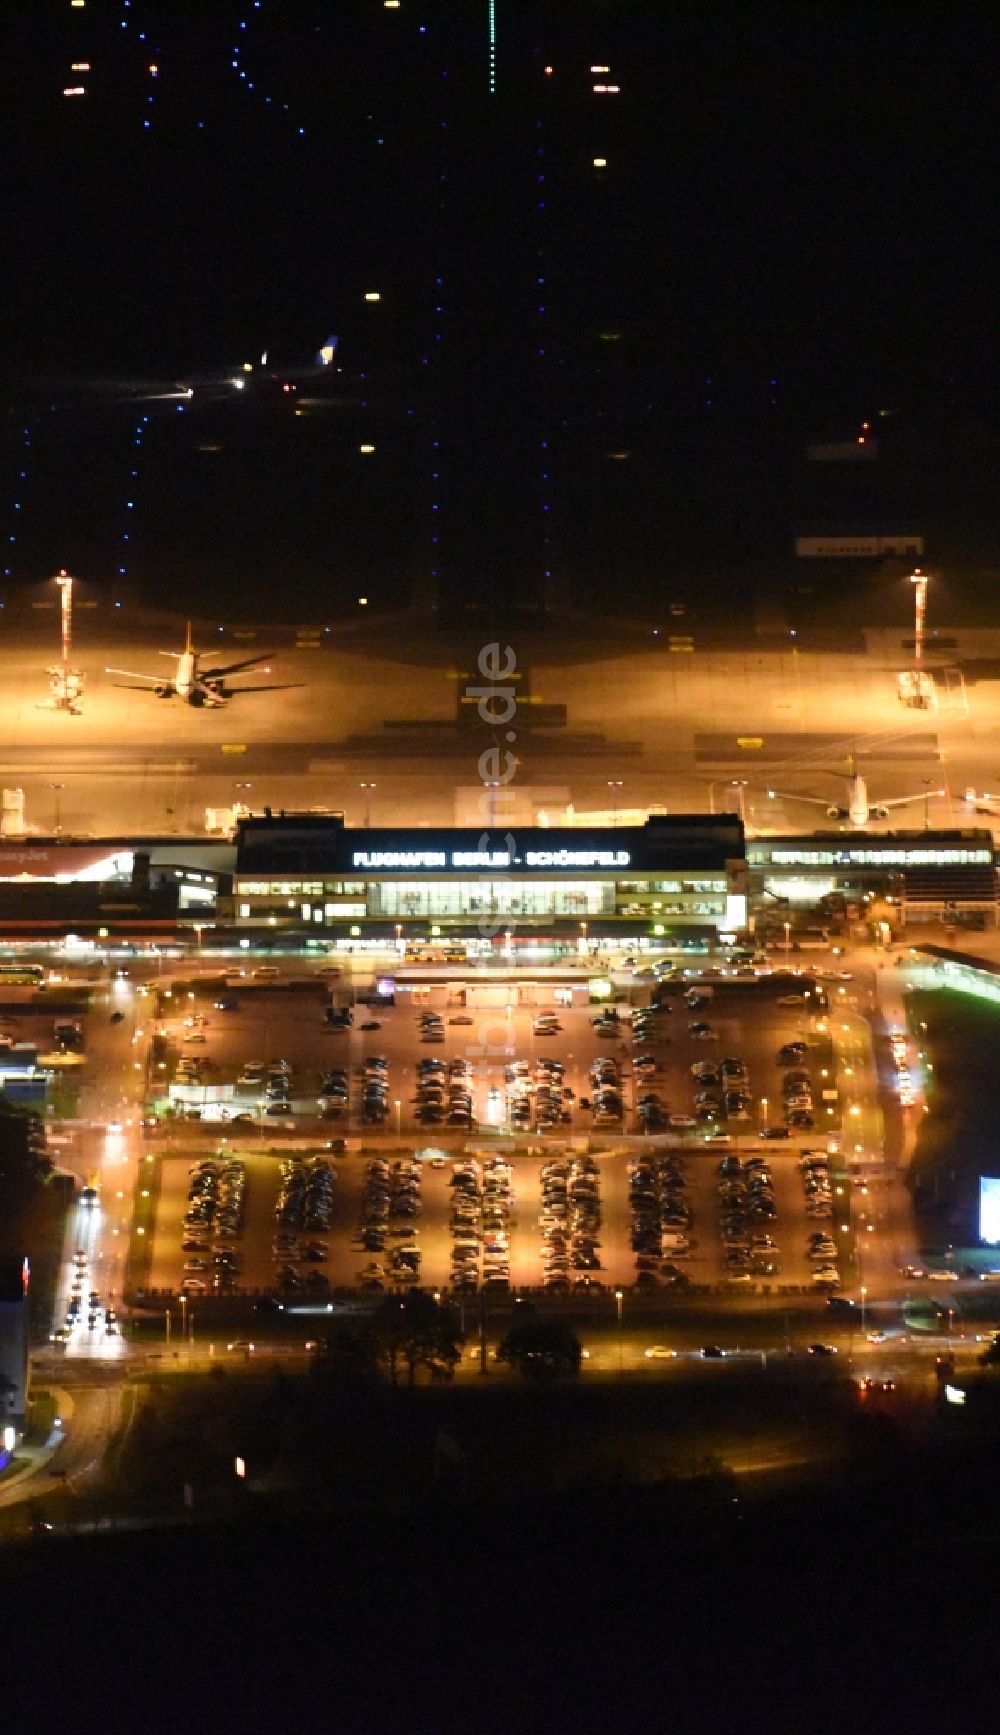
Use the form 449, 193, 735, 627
394, 1097, 401, 1139
783, 920, 791, 957
360, 781, 376, 827
50, 782, 65, 836
615, 1287, 624, 1374
607, 779, 623, 827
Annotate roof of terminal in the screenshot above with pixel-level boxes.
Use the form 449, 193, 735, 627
235, 814, 745, 876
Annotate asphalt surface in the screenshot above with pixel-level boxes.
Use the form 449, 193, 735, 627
141, 967, 851, 1296
1, 608, 999, 838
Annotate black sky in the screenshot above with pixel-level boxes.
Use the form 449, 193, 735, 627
2, 1, 998, 612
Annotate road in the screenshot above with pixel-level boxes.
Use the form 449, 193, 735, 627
47, 966, 148, 1357
0, 1369, 128, 1512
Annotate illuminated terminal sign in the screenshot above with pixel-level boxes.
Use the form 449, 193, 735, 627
352, 849, 632, 871
754, 846, 992, 869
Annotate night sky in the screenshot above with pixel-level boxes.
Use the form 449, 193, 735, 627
3, 1, 998, 618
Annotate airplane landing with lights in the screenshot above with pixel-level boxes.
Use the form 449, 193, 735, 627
106, 623, 286, 707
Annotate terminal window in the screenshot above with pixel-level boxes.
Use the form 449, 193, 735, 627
372, 879, 614, 919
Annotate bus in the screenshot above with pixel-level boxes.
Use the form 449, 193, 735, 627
0, 964, 45, 987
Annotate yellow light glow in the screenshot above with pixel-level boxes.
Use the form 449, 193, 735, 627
359, 443, 375, 454
593, 157, 607, 168
364, 291, 381, 302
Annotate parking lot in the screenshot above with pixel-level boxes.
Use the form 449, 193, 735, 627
150, 968, 840, 1143
145, 1138, 845, 1300
141, 969, 850, 1300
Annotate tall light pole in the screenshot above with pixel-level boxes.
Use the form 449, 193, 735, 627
615, 1287, 623, 1374
360, 781, 376, 827
607, 779, 623, 826
44, 570, 84, 714
910, 568, 928, 673
49, 782, 65, 836
58, 571, 72, 670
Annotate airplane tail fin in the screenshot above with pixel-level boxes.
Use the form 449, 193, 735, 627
160, 620, 194, 660
315, 334, 339, 367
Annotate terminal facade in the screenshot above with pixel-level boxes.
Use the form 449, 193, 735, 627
232, 814, 749, 946
748, 830, 997, 928
0, 819, 993, 945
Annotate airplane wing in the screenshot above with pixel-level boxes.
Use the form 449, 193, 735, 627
201, 653, 276, 678
104, 666, 167, 687
876, 788, 945, 810
765, 789, 832, 808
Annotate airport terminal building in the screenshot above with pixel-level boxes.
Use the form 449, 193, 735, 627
748, 830, 997, 926
0, 818, 993, 946
233, 815, 749, 946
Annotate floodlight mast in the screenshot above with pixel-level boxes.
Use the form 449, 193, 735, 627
42, 569, 85, 714
57, 570, 73, 673
910, 568, 928, 670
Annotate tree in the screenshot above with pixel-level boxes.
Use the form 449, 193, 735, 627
496, 1307, 582, 1381
311, 1323, 381, 1389
372, 1291, 464, 1388
0, 1103, 52, 1263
